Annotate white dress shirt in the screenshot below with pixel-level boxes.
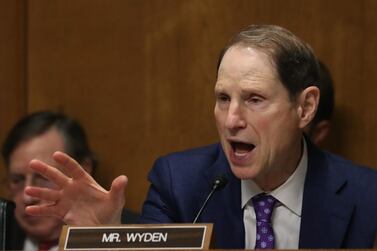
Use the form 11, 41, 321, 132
242, 140, 308, 249
24, 238, 59, 251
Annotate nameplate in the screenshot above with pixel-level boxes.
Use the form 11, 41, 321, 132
59, 224, 213, 250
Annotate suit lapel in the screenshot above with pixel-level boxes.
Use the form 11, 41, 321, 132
299, 142, 354, 248
201, 144, 245, 249
198, 143, 356, 248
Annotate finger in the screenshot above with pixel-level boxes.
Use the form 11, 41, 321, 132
53, 151, 87, 180
25, 204, 64, 219
29, 159, 69, 188
25, 186, 61, 202
110, 175, 128, 202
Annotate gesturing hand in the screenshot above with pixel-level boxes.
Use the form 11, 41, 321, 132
25, 151, 128, 225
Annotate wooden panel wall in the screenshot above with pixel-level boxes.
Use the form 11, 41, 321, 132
0, 0, 26, 197
0, 0, 376, 211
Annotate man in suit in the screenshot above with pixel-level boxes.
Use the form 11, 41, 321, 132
24, 25, 377, 249
2, 111, 139, 250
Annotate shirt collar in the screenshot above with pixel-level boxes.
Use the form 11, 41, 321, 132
24, 238, 59, 251
241, 138, 308, 216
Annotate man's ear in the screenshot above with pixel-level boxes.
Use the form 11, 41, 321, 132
297, 86, 320, 129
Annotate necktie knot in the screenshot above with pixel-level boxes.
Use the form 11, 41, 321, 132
252, 194, 277, 223
252, 193, 277, 249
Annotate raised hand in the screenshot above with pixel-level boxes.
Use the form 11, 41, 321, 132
24, 151, 128, 225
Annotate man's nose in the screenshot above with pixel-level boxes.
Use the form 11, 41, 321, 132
225, 102, 247, 130
22, 190, 38, 205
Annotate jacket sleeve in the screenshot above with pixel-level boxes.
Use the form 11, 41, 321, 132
139, 157, 179, 223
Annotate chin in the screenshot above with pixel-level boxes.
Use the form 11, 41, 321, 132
230, 165, 259, 180
21, 220, 62, 241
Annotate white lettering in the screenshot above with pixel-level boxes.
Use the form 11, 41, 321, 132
160, 232, 168, 242
102, 233, 121, 243
144, 233, 152, 242
126, 233, 142, 242
126, 232, 168, 243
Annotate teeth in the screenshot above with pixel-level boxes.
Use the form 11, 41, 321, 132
234, 151, 248, 157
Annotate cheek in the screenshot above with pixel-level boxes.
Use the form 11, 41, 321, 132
254, 116, 269, 130
12, 192, 23, 206
249, 114, 273, 137
14, 201, 25, 219
214, 109, 225, 129
261, 107, 297, 130
251, 113, 292, 146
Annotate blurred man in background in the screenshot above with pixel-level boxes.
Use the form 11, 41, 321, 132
2, 111, 138, 251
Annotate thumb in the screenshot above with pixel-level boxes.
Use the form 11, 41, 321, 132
110, 175, 128, 203
102, 175, 128, 225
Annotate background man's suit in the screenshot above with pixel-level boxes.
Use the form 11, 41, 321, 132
141, 140, 377, 249
1, 205, 139, 250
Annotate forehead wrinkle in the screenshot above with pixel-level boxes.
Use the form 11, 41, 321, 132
216, 46, 280, 94
243, 69, 273, 83
217, 68, 278, 91
218, 59, 278, 83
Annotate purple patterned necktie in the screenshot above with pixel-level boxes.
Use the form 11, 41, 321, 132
252, 194, 277, 249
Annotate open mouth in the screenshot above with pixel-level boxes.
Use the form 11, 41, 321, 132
230, 141, 255, 157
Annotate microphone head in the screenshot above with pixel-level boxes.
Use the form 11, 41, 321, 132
212, 174, 228, 190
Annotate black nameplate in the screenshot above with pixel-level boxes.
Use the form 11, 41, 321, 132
61, 224, 212, 250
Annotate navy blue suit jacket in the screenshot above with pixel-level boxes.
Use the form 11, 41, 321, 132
140, 142, 377, 249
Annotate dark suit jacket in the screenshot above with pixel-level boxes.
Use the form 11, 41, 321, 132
3, 207, 139, 250
140, 141, 377, 249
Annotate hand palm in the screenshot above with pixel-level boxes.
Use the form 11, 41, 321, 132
25, 151, 127, 225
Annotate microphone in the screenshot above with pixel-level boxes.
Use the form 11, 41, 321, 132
192, 174, 228, 223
